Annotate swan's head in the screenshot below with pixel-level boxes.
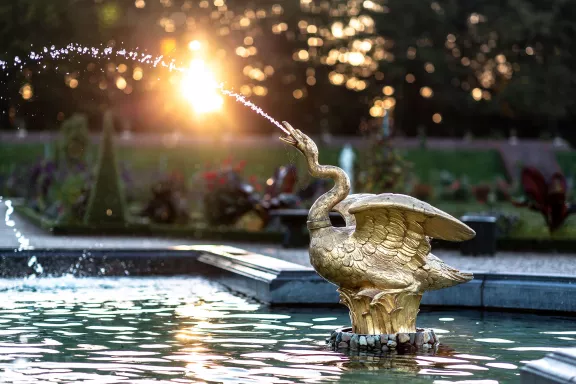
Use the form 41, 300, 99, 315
280, 121, 318, 158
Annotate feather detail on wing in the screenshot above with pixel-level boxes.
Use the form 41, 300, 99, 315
347, 193, 475, 271
349, 193, 476, 242
332, 193, 374, 226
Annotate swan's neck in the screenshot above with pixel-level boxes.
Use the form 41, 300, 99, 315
305, 150, 350, 229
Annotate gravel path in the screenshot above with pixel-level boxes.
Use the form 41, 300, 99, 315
1, 199, 574, 276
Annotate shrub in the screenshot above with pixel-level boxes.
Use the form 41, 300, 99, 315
439, 177, 472, 202
494, 177, 512, 202
472, 184, 491, 204
411, 183, 433, 202
438, 170, 455, 187
84, 111, 127, 225
141, 171, 189, 224
53, 173, 91, 223
452, 180, 472, 201
495, 213, 520, 238
58, 113, 89, 168
202, 159, 258, 226
29, 159, 58, 212
355, 122, 413, 194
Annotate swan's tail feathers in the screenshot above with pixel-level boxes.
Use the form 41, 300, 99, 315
426, 253, 473, 290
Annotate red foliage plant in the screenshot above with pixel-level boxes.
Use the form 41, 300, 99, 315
201, 158, 265, 193
512, 167, 576, 232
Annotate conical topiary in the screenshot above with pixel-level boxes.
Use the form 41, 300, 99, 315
84, 111, 127, 225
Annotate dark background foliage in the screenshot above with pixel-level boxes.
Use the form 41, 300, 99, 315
0, 0, 575, 146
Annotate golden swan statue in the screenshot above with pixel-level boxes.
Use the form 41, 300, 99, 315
280, 122, 476, 335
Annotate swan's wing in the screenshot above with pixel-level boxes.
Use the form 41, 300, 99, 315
350, 193, 476, 241
332, 193, 374, 226
348, 193, 475, 270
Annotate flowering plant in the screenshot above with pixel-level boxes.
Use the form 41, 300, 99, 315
202, 158, 262, 226
141, 170, 189, 224
200, 159, 321, 228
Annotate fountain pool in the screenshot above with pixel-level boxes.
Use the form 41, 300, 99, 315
0, 276, 573, 383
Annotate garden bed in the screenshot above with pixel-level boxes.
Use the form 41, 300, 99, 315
1, 142, 507, 201
15, 205, 576, 252
15, 205, 284, 243
4, 134, 575, 250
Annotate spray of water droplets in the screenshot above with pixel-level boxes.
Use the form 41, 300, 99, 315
0, 43, 290, 134
218, 85, 289, 134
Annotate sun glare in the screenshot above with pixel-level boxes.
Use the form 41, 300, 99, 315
180, 59, 223, 114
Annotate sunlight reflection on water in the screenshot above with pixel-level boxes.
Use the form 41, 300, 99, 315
0, 277, 573, 383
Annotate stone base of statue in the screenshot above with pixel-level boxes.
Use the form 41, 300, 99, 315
328, 327, 438, 354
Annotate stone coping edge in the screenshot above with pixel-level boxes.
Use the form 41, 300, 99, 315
1, 246, 575, 313
520, 348, 576, 383
194, 247, 576, 312
0, 247, 207, 278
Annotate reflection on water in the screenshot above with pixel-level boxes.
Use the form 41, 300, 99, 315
0, 277, 574, 383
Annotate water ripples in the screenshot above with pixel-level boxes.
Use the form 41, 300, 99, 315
0, 277, 574, 383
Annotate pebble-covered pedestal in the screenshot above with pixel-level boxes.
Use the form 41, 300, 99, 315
327, 327, 438, 354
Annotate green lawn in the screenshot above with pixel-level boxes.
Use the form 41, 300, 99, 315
557, 151, 576, 176
0, 141, 505, 187
401, 149, 506, 184
116, 145, 311, 182
0, 141, 320, 201
117, 145, 313, 201
304, 146, 506, 184
0, 142, 45, 176
0, 142, 318, 180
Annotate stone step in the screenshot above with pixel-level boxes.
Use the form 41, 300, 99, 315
521, 348, 576, 383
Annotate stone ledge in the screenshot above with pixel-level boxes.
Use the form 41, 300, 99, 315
0, 247, 206, 277
423, 272, 576, 313
194, 245, 339, 304
422, 277, 483, 307
195, 249, 576, 313
521, 348, 576, 383
2, 245, 575, 314
482, 273, 576, 312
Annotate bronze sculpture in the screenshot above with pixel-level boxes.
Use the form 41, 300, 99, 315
280, 122, 475, 336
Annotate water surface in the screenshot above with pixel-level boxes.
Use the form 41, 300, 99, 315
0, 277, 573, 383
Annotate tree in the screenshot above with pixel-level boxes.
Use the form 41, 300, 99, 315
0, 0, 104, 131
84, 111, 127, 225
268, 0, 576, 137
2, 0, 575, 141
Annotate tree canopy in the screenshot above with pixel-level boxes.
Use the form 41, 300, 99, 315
0, 0, 574, 143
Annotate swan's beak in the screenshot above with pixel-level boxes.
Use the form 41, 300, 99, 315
280, 134, 297, 146
279, 121, 298, 146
